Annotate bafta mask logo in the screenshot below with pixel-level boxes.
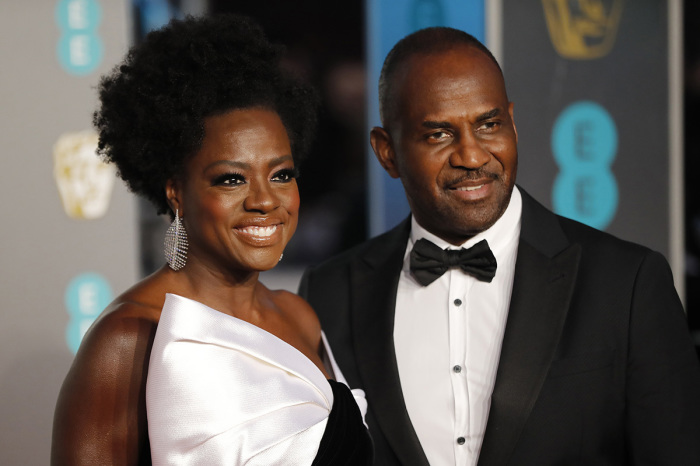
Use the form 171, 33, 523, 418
53, 131, 116, 219
542, 0, 624, 60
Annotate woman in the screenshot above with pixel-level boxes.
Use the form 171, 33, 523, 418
52, 15, 372, 465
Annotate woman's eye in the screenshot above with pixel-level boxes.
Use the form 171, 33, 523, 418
213, 173, 245, 186
272, 168, 299, 183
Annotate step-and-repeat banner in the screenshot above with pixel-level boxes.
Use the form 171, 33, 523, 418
503, 0, 675, 261
0, 2, 135, 463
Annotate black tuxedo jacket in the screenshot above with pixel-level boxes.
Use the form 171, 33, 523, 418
299, 189, 700, 465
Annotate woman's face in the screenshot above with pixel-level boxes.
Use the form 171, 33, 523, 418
172, 108, 299, 274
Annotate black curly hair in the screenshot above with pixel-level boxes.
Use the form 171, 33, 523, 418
94, 14, 318, 215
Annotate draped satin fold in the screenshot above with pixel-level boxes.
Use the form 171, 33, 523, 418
147, 293, 367, 465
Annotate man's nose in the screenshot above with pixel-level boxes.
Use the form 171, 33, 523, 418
448, 133, 491, 169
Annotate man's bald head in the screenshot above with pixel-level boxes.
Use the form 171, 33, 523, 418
378, 27, 503, 129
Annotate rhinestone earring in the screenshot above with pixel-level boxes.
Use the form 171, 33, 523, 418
164, 208, 188, 271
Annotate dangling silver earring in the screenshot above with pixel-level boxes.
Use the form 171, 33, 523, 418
278, 253, 284, 262
164, 208, 188, 270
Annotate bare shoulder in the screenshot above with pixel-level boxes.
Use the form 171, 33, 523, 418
71, 281, 164, 377
268, 290, 324, 358
273, 289, 322, 336
51, 278, 166, 465
76, 298, 161, 373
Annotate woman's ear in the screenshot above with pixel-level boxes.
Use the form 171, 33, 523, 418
165, 178, 182, 217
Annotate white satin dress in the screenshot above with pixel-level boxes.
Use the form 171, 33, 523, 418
146, 293, 368, 465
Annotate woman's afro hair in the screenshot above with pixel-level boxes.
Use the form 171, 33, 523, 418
94, 14, 318, 215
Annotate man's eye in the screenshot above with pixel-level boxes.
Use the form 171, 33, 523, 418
427, 131, 449, 141
272, 168, 299, 183
480, 121, 501, 132
213, 173, 245, 186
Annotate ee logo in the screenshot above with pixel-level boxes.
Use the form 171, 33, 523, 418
65, 272, 112, 354
551, 101, 618, 230
55, 0, 103, 75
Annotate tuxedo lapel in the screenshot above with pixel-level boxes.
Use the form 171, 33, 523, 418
350, 218, 430, 466
478, 190, 581, 466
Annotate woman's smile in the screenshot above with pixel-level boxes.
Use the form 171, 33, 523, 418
233, 220, 284, 246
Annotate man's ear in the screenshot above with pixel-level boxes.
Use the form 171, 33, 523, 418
165, 178, 183, 216
370, 126, 400, 179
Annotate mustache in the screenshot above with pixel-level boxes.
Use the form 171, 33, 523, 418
444, 169, 500, 186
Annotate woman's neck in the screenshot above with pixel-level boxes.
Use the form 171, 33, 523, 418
165, 258, 271, 321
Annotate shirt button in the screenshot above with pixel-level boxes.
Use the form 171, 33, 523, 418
453, 365, 462, 373
454, 298, 462, 306
457, 437, 466, 445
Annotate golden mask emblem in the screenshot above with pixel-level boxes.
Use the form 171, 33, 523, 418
53, 131, 116, 219
542, 0, 624, 60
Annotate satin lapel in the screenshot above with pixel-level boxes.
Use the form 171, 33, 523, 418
350, 218, 430, 466
478, 190, 582, 466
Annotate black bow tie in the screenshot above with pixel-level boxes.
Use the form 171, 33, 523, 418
409, 238, 497, 286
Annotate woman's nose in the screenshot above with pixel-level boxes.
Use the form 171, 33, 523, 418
243, 179, 279, 213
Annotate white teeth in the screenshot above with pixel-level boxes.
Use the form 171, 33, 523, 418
238, 225, 278, 237
456, 185, 484, 191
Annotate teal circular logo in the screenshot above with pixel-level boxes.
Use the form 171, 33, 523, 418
57, 32, 104, 76
552, 170, 618, 230
55, 0, 103, 75
55, 0, 102, 32
551, 101, 619, 230
552, 101, 617, 168
65, 272, 113, 353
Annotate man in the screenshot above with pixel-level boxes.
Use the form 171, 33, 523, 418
299, 27, 700, 465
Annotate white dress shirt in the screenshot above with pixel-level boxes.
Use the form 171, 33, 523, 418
394, 187, 522, 466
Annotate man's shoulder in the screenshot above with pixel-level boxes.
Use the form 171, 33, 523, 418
520, 187, 654, 259
555, 212, 654, 259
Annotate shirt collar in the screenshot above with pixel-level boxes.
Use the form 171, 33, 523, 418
409, 186, 522, 257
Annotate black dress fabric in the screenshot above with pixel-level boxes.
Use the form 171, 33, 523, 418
311, 379, 374, 465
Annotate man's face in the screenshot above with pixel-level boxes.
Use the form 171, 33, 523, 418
372, 45, 518, 245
